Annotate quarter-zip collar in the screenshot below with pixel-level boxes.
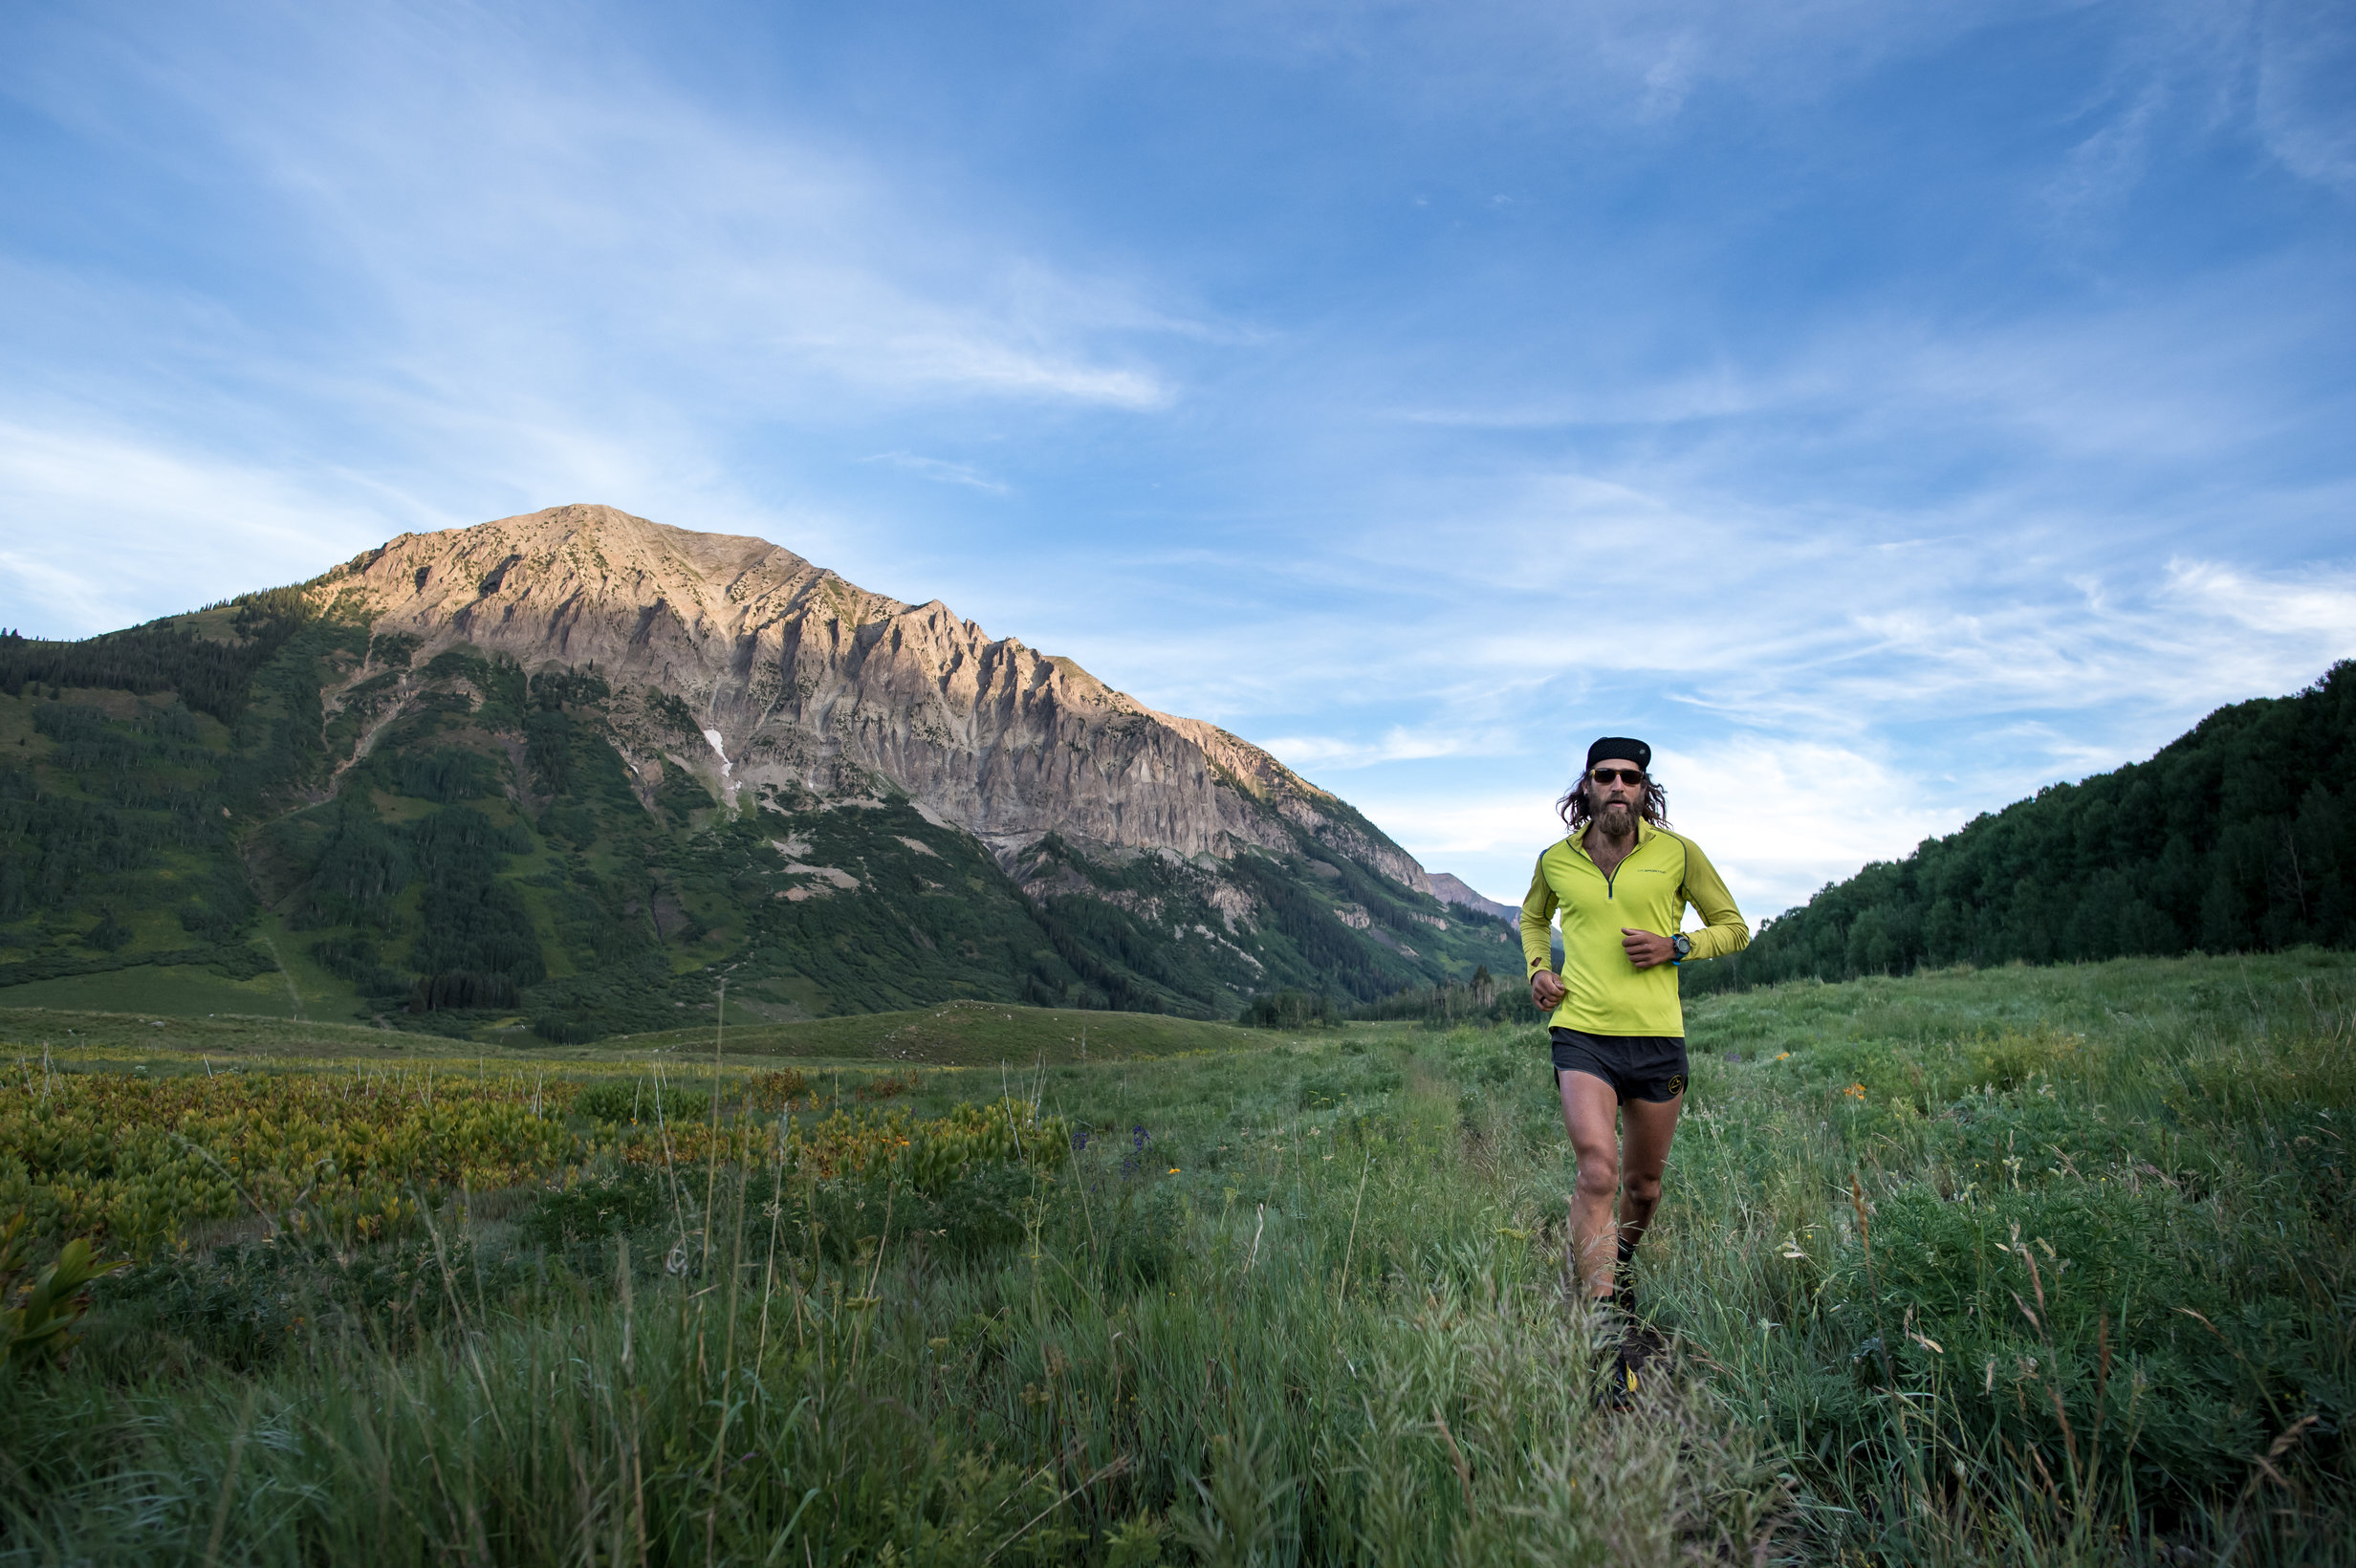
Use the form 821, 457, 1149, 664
1571, 817, 1655, 900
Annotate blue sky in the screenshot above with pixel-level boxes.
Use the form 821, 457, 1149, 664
4, 1, 2353, 917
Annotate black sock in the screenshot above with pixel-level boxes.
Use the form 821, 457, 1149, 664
1616, 1236, 1638, 1268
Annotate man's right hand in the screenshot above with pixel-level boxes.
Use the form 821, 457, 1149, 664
1530, 969, 1566, 1010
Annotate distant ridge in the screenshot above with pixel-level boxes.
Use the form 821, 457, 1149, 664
1429, 873, 1516, 925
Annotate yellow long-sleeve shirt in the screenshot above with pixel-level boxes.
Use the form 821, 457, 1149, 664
1519, 821, 1749, 1037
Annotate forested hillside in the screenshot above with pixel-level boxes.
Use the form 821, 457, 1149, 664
1698, 662, 2356, 991
0, 587, 1509, 1039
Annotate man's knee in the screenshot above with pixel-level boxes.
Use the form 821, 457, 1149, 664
1622, 1170, 1664, 1209
1573, 1151, 1621, 1202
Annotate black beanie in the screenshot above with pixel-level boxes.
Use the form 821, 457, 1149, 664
1585, 736, 1651, 773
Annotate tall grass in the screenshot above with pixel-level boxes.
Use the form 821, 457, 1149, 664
1647, 953, 2354, 1563
3, 951, 2348, 1564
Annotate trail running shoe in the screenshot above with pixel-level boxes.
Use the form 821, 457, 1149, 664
1581, 1300, 1632, 1407
1595, 1345, 1647, 1411
1603, 1349, 1642, 1410
1600, 1320, 1667, 1411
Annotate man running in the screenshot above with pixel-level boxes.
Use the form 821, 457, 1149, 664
1519, 737, 1747, 1350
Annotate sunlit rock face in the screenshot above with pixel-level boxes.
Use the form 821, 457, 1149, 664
328, 503, 1432, 890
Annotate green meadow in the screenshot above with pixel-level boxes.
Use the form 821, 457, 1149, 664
0, 997, 1254, 1066
4, 950, 2349, 1564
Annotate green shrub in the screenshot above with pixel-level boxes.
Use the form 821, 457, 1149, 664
530, 1012, 600, 1044
571, 1078, 713, 1124
1237, 990, 1335, 1029
748, 1069, 811, 1110
1823, 1179, 2313, 1501
516, 1165, 670, 1250
91, 1232, 534, 1375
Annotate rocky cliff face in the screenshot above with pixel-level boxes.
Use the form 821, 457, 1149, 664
320, 503, 1432, 892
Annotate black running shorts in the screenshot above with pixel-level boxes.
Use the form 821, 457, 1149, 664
1549, 1028, 1689, 1104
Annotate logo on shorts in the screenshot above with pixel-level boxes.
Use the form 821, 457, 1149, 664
1666, 1073, 1686, 1098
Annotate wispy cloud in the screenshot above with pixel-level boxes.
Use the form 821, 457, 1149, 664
1258, 722, 1512, 772
1124, 0, 2019, 120
860, 452, 1011, 494
2257, 0, 2356, 192
0, 420, 403, 634
149, 15, 1184, 417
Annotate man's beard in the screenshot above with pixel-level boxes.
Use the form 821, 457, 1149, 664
1592, 795, 1639, 834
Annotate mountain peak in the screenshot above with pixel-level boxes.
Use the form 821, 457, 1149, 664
318, 505, 1431, 891
1429, 873, 1516, 925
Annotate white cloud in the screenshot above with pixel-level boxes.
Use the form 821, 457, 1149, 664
2041, 83, 2166, 225
0, 420, 404, 633
1259, 721, 1514, 771
1650, 738, 1965, 916
2257, 0, 2356, 192
2171, 556, 2356, 640
860, 453, 1012, 494
1336, 786, 1561, 905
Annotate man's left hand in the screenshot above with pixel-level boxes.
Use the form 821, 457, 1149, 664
1621, 927, 1676, 969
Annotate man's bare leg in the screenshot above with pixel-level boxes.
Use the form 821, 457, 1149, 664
1560, 1073, 1686, 1300
1614, 1092, 1684, 1266
1558, 1068, 1624, 1300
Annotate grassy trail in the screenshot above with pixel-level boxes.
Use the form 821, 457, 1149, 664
3, 952, 2349, 1563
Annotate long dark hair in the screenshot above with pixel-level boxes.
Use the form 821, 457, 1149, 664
1557, 767, 1671, 835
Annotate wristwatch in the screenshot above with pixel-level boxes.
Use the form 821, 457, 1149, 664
1669, 933, 1693, 961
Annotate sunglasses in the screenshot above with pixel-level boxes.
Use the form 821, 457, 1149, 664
1589, 768, 1647, 786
